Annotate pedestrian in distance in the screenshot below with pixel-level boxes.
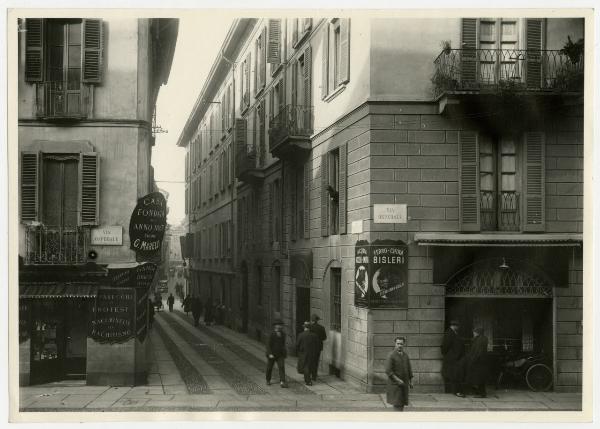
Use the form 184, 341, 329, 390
385, 336, 413, 411
215, 303, 225, 325
191, 295, 203, 327
204, 301, 214, 325
266, 319, 288, 388
296, 321, 320, 386
441, 319, 465, 397
147, 298, 155, 329
183, 294, 191, 315
309, 314, 327, 382
167, 293, 175, 312
465, 327, 489, 398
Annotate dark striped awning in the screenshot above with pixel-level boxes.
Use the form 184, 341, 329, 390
414, 233, 583, 247
20, 282, 99, 299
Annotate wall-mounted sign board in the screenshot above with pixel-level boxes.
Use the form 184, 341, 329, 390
373, 204, 407, 224
91, 226, 123, 245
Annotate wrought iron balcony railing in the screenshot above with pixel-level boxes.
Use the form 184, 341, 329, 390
269, 104, 313, 156
25, 225, 90, 265
35, 81, 89, 119
432, 49, 583, 97
235, 144, 260, 181
481, 190, 520, 231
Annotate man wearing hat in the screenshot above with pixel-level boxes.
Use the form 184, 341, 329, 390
310, 314, 327, 381
441, 319, 465, 397
296, 321, 320, 385
465, 327, 489, 398
266, 319, 288, 388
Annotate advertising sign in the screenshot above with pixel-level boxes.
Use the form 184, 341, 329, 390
129, 192, 167, 260
90, 288, 135, 343
354, 239, 408, 308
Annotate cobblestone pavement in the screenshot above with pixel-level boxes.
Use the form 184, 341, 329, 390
18, 308, 583, 412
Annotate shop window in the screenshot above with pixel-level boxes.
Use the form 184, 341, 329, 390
330, 268, 341, 332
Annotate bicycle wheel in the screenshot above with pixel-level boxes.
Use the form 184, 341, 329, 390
525, 363, 553, 392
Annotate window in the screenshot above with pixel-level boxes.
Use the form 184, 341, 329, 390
254, 27, 267, 95
272, 265, 281, 312
292, 18, 312, 48
477, 18, 519, 84
329, 149, 340, 235
257, 101, 266, 167
267, 19, 283, 74
321, 145, 347, 236
239, 52, 251, 111
321, 19, 350, 100
331, 268, 341, 332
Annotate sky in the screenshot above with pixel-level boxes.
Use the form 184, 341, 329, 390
152, 14, 232, 227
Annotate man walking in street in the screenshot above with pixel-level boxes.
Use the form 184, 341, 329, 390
385, 336, 413, 411
266, 319, 288, 388
183, 293, 191, 315
167, 293, 175, 312
310, 314, 327, 381
191, 295, 203, 327
441, 319, 465, 397
465, 327, 489, 398
296, 321, 320, 386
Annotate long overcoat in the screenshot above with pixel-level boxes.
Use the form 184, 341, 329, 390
441, 328, 465, 381
385, 350, 413, 407
465, 335, 489, 385
296, 330, 320, 374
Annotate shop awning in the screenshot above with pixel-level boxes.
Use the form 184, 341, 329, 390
414, 233, 583, 247
20, 282, 99, 299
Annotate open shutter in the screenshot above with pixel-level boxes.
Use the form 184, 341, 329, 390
267, 19, 281, 64
292, 19, 299, 46
303, 18, 313, 33
221, 92, 227, 138
82, 19, 104, 84
523, 132, 545, 232
79, 152, 100, 225
20, 152, 40, 222
321, 25, 329, 99
245, 52, 251, 106
239, 62, 245, 111
291, 60, 298, 107
25, 19, 44, 83
526, 19, 543, 89
228, 84, 233, 130
339, 19, 350, 84
304, 159, 311, 238
321, 154, 329, 237
260, 26, 267, 89
459, 131, 480, 232
290, 170, 297, 242
268, 182, 274, 243
338, 143, 348, 234
303, 45, 312, 131
460, 18, 477, 87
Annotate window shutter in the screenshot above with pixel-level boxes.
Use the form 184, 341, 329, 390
292, 19, 299, 46
239, 62, 245, 111
460, 18, 477, 86
20, 152, 40, 222
304, 159, 311, 238
321, 154, 329, 236
82, 19, 104, 84
459, 131, 480, 232
221, 91, 226, 138
269, 182, 274, 243
267, 19, 281, 64
303, 18, 313, 33
339, 19, 350, 85
523, 132, 545, 232
228, 84, 233, 130
526, 19, 543, 89
290, 169, 297, 242
291, 61, 298, 107
338, 143, 348, 234
303, 45, 312, 108
185, 187, 189, 215
260, 27, 267, 88
25, 19, 44, 83
244, 52, 251, 106
259, 100, 266, 166
79, 152, 100, 225
321, 25, 329, 99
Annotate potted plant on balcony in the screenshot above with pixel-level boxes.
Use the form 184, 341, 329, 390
553, 36, 584, 91
431, 40, 458, 97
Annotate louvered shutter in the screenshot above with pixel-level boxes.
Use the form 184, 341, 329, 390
269, 182, 274, 243
291, 61, 298, 107
304, 159, 311, 238
303, 18, 312, 33
339, 19, 350, 85
267, 19, 281, 64
526, 19, 543, 90
321, 154, 329, 236
239, 62, 245, 111
292, 19, 299, 46
221, 92, 226, 138
79, 152, 100, 225
20, 152, 40, 222
523, 132, 545, 232
185, 187, 189, 215
260, 27, 267, 88
25, 19, 44, 83
82, 19, 104, 84
460, 18, 477, 88
338, 143, 348, 234
321, 25, 329, 99
459, 131, 480, 232
245, 52, 251, 106
303, 45, 312, 131
290, 168, 297, 242
228, 84, 233, 130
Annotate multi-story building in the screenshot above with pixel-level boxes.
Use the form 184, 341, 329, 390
178, 17, 585, 393
17, 17, 178, 386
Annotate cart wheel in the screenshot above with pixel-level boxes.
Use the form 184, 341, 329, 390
525, 363, 553, 392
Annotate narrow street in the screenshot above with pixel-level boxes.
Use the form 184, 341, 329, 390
19, 306, 582, 412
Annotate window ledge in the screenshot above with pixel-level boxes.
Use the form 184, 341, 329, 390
324, 84, 347, 103
270, 63, 283, 77
293, 30, 311, 49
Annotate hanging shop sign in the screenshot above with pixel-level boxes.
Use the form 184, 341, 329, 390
129, 192, 167, 260
90, 288, 135, 343
91, 226, 123, 246
354, 239, 408, 308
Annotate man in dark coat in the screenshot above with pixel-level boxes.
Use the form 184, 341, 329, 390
191, 296, 203, 327
296, 322, 320, 385
465, 327, 489, 398
266, 319, 288, 388
385, 336, 413, 411
167, 293, 175, 312
309, 314, 327, 381
204, 301, 215, 325
183, 294, 191, 315
441, 319, 465, 397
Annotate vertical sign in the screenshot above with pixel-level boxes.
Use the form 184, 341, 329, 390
134, 263, 157, 342
91, 288, 135, 343
129, 192, 167, 261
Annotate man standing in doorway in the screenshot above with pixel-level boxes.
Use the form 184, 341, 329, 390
465, 327, 489, 398
266, 319, 289, 388
310, 314, 327, 382
441, 319, 465, 397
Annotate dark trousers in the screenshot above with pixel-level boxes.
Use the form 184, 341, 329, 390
193, 314, 200, 326
266, 356, 286, 383
168, 304, 173, 312
310, 350, 322, 380
444, 378, 463, 394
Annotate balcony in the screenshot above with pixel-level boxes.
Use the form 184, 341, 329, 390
35, 81, 89, 120
268, 105, 313, 160
235, 145, 264, 184
432, 49, 583, 98
481, 191, 520, 232
24, 225, 90, 265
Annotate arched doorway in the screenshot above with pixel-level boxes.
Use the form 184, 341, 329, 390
240, 262, 249, 333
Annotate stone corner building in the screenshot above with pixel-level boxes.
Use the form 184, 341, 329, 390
179, 17, 584, 393
17, 17, 178, 386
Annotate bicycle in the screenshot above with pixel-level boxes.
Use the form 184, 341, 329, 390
496, 353, 553, 392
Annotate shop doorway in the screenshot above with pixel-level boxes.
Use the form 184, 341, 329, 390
295, 286, 310, 336
241, 263, 249, 333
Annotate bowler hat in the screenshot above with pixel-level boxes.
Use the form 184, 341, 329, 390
273, 319, 284, 326
311, 314, 320, 321
449, 319, 460, 326
473, 327, 484, 335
